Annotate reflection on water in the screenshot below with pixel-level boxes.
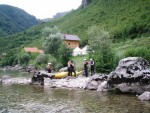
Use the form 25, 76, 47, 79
0, 84, 150, 113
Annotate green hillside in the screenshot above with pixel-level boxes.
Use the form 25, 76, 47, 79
0, 0, 150, 66
0, 5, 39, 36
44, 0, 150, 44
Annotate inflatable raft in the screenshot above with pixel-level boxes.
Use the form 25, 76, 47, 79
54, 71, 83, 79
33, 70, 83, 79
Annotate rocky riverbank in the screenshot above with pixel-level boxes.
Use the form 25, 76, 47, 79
30, 57, 150, 101
1, 74, 150, 101
1, 57, 150, 101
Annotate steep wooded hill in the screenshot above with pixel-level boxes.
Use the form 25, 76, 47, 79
52, 0, 150, 44
0, 5, 39, 36
0, 0, 149, 54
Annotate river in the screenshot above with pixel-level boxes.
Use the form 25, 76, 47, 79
0, 71, 150, 113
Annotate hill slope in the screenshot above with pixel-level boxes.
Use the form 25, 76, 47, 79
0, 0, 150, 65
52, 0, 150, 44
0, 5, 39, 36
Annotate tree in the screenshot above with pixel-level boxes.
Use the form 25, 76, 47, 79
42, 27, 63, 57
19, 53, 31, 66
87, 26, 116, 73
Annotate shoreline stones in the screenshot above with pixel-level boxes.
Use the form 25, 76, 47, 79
138, 91, 150, 101
30, 57, 150, 95
1, 64, 36, 73
1, 57, 150, 101
1, 76, 31, 85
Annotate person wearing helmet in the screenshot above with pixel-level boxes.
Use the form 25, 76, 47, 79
90, 59, 95, 76
47, 63, 52, 73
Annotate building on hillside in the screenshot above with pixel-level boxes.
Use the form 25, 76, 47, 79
81, 45, 89, 55
24, 47, 44, 54
63, 34, 80, 49
72, 47, 82, 56
72, 45, 89, 56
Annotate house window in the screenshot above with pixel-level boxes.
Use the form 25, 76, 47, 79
68, 43, 70, 45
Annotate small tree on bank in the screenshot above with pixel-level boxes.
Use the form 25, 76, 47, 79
43, 33, 62, 57
19, 53, 31, 66
88, 26, 116, 73
42, 26, 72, 67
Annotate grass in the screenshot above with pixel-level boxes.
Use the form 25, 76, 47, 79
112, 36, 150, 59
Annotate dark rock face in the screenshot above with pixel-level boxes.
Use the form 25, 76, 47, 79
107, 57, 150, 94
31, 71, 54, 85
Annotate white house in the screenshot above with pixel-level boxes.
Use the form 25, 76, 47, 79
72, 46, 82, 56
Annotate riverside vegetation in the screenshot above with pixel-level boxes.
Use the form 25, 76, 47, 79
0, 0, 150, 73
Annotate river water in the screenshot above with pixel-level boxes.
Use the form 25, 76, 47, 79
0, 71, 150, 113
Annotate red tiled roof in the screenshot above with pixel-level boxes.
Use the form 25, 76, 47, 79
63, 34, 80, 41
24, 47, 44, 54
39, 50, 44, 54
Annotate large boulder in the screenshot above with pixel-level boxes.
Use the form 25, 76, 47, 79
138, 91, 150, 101
59, 67, 68, 72
107, 57, 150, 94
115, 83, 150, 94
97, 81, 108, 92
84, 74, 108, 90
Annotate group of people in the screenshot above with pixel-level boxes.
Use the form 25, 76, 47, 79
84, 58, 95, 77
46, 58, 95, 77
67, 59, 95, 77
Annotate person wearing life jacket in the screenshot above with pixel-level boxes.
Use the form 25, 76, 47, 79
90, 58, 95, 76
70, 60, 76, 77
67, 61, 71, 76
84, 59, 88, 77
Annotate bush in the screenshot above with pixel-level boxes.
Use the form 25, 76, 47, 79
88, 26, 116, 73
34, 54, 48, 66
0, 50, 19, 66
47, 54, 57, 71
125, 46, 150, 63
54, 63, 64, 72
19, 53, 31, 66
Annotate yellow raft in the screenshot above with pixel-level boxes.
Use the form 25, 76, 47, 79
54, 71, 83, 79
